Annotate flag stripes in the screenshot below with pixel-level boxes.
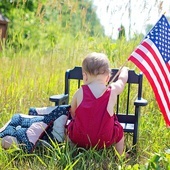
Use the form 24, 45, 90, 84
129, 38, 170, 126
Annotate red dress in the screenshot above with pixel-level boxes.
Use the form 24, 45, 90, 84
67, 85, 123, 149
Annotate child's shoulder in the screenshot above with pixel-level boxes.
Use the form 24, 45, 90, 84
74, 86, 83, 96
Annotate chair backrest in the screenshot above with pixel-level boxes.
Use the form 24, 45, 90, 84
64, 66, 143, 120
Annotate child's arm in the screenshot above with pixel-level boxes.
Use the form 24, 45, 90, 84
70, 88, 83, 119
70, 92, 77, 119
111, 67, 128, 95
107, 67, 128, 116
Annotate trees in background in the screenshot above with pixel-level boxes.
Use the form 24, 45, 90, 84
59, 0, 104, 36
0, 0, 104, 51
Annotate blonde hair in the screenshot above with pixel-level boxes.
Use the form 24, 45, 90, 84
82, 52, 110, 76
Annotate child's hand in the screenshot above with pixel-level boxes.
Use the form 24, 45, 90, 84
119, 67, 129, 75
118, 67, 129, 82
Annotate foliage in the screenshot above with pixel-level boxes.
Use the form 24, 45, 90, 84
59, 0, 104, 36
0, 0, 169, 169
0, 0, 104, 52
142, 152, 170, 170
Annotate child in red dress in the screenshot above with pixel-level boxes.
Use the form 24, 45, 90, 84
67, 52, 128, 155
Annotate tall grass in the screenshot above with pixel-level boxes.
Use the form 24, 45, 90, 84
0, 1, 169, 170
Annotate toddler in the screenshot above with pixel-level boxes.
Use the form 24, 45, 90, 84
67, 52, 128, 155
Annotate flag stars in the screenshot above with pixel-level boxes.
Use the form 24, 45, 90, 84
146, 15, 170, 63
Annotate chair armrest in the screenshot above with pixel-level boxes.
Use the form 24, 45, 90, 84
134, 98, 148, 106
49, 94, 69, 106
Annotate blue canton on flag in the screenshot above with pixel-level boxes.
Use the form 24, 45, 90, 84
146, 15, 170, 64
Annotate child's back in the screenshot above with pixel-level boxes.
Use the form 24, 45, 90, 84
67, 84, 123, 149
66, 52, 128, 155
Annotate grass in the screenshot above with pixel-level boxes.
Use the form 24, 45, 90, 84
0, 36, 169, 170
0, 2, 169, 169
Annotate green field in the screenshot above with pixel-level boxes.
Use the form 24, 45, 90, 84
0, 1, 169, 169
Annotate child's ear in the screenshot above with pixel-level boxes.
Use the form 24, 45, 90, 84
83, 72, 88, 82
106, 75, 110, 83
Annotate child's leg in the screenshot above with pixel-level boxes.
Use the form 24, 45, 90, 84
114, 135, 124, 155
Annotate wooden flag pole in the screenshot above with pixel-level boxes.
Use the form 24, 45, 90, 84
107, 59, 129, 88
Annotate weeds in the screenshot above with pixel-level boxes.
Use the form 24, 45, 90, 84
0, 1, 169, 169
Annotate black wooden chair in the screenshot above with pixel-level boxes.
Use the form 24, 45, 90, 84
49, 66, 148, 149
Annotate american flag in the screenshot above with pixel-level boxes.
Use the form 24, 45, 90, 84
128, 15, 170, 127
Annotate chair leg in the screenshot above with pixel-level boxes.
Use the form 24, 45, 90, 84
133, 132, 137, 146
132, 130, 138, 153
